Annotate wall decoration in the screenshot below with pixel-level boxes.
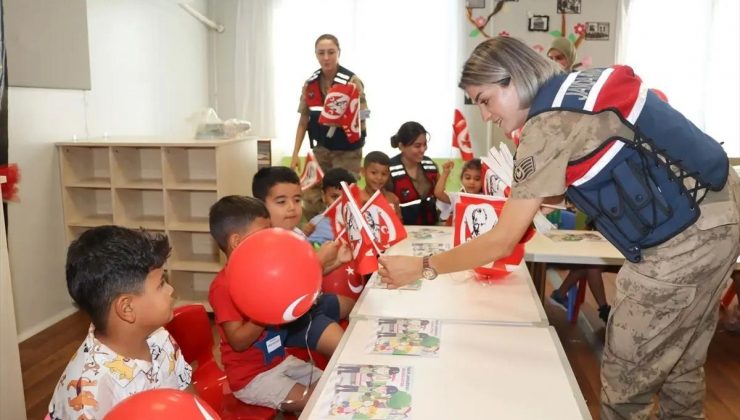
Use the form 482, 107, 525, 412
465, 0, 505, 38
528, 15, 549, 32
585, 22, 610, 40
466, 0, 485, 8
549, 16, 585, 47
557, 0, 581, 14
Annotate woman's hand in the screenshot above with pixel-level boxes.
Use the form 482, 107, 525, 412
378, 255, 423, 289
290, 154, 301, 172
442, 160, 454, 175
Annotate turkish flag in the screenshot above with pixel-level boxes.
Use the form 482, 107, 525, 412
452, 109, 474, 161
0, 164, 20, 202
322, 262, 365, 300
299, 150, 324, 191
359, 190, 407, 250
325, 183, 361, 237
338, 182, 380, 275
481, 161, 510, 198
319, 84, 361, 144
453, 193, 531, 278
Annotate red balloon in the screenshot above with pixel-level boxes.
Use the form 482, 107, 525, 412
322, 262, 365, 300
227, 228, 322, 325
104, 389, 220, 419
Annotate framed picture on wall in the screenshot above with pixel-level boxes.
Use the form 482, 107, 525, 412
585, 22, 610, 40
528, 15, 549, 32
466, 0, 486, 8
557, 0, 581, 14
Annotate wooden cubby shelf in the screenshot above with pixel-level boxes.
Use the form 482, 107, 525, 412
57, 137, 271, 309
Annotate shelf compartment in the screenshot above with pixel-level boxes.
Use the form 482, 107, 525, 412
163, 147, 217, 190
59, 146, 111, 187
112, 147, 163, 188
168, 231, 222, 273
165, 190, 216, 232
168, 270, 214, 311
63, 187, 113, 226
114, 189, 165, 230
257, 140, 272, 169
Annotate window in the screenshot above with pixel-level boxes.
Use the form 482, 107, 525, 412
271, 0, 461, 159
617, 0, 739, 156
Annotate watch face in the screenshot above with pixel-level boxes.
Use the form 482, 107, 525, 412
422, 267, 437, 280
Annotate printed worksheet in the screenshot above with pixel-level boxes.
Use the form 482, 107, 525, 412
371, 319, 440, 357
367, 274, 423, 291
326, 364, 413, 419
410, 242, 450, 256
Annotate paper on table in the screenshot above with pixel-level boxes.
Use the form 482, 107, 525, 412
323, 364, 414, 419
371, 319, 441, 357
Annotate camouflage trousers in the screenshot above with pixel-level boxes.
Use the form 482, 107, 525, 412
303, 146, 363, 220
601, 221, 739, 419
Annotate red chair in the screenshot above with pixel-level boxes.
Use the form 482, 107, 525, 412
722, 285, 737, 309
165, 304, 278, 420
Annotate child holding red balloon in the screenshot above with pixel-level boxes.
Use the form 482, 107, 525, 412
208, 195, 344, 411
252, 166, 356, 318
49, 226, 192, 419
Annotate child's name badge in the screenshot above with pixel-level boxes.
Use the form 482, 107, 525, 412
266, 334, 282, 353
256, 329, 286, 365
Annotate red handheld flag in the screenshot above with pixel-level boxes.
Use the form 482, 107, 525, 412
359, 190, 407, 250
338, 182, 380, 275
299, 151, 324, 191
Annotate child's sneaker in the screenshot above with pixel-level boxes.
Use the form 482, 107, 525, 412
598, 304, 612, 324
549, 290, 568, 312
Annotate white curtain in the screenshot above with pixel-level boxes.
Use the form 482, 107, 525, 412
234, 0, 275, 138
617, 0, 739, 156
270, 0, 461, 160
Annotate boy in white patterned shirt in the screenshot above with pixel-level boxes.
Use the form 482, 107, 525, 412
49, 226, 192, 419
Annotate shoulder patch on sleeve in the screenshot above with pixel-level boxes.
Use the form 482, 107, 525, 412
513, 156, 536, 183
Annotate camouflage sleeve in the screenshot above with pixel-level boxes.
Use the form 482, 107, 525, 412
297, 81, 309, 114
349, 75, 367, 110
510, 111, 572, 199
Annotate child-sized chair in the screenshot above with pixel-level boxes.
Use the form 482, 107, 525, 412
165, 304, 278, 420
722, 284, 737, 309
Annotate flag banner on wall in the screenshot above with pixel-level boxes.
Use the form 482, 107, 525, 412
452, 109, 474, 161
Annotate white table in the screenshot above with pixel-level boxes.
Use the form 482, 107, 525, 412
351, 226, 548, 326
299, 319, 591, 419
524, 231, 624, 302
524, 230, 740, 301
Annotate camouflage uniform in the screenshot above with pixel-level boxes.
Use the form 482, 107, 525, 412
512, 111, 740, 419
298, 75, 367, 220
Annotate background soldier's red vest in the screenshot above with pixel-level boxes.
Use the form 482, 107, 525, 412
305, 65, 365, 151
389, 155, 439, 225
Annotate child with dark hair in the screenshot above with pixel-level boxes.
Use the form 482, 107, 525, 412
303, 167, 356, 244
49, 226, 191, 419
360, 151, 402, 218
434, 158, 484, 223
208, 195, 333, 412
251, 167, 355, 320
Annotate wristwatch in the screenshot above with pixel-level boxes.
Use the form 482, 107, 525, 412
421, 255, 438, 280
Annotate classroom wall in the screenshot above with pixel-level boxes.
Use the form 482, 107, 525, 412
7, 0, 209, 340
460, 0, 619, 153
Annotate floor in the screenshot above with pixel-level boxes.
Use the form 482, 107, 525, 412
20, 285, 740, 420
